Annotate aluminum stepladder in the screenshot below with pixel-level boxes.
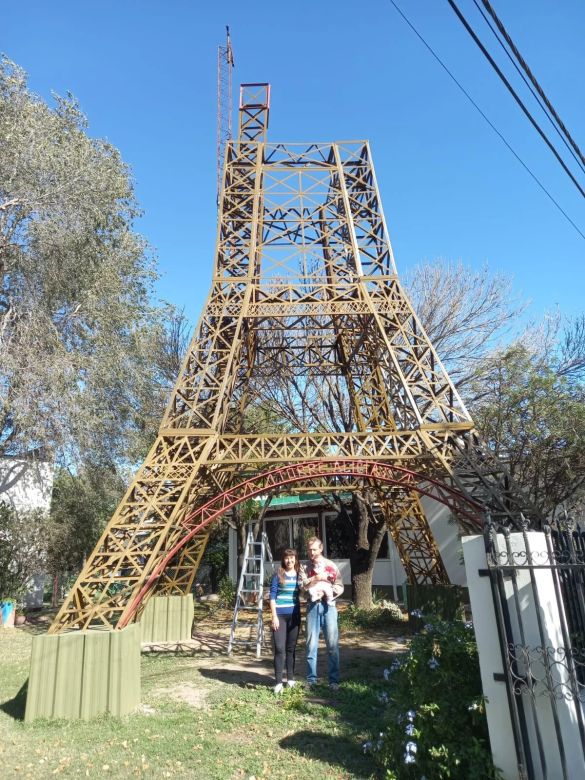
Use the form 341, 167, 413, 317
227, 527, 273, 658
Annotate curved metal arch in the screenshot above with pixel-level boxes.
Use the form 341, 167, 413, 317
120, 459, 484, 627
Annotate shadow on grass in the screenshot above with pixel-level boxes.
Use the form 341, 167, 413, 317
0, 679, 28, 721
280, 729, 379, 779
141, 631, 229, 657
198, 664, 272, 688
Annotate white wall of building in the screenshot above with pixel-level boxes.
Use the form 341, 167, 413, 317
0, 457, 54, 513
228, 519, 407, 595
0, 457, 54, 607
226, 491, 468, 597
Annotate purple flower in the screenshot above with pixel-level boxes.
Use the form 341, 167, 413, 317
428, 656, 440, 670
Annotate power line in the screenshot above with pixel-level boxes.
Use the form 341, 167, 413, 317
471, 0, 585, 176
386, 0, 585, 241
478, 0, 585, 171
446, 0, 585, 200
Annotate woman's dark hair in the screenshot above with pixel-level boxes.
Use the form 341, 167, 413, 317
278, 547, 300, 583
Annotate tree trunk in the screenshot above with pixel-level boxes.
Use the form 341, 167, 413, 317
51, 574, 59, 608
347, 493, 388, 609
350, 549, 375, 609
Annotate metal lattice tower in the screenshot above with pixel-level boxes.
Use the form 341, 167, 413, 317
217, 25, 234, 207
50, 83, 535, 634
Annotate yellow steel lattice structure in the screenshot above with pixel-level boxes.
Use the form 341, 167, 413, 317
51, 84, 534, 633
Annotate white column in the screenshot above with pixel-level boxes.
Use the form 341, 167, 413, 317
463, 532, 585, 780
463, 535, 518, 780
228, 525, 237, 583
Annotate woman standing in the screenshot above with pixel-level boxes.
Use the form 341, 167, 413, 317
269, 548, 302, 693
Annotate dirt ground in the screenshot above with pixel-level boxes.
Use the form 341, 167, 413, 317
141, 603, 410, 696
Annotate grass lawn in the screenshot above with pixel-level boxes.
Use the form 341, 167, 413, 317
0, 608, 409, 779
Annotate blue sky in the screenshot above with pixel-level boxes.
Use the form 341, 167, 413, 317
4, 0, 584, 326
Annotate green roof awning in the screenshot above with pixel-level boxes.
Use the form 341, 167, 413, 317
252, 493, 351, 509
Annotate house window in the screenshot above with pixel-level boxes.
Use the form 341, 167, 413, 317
292, 516, 320, 555
264, 518, 290, 559
325, 511, 390, 559
325, 513, 353, 558
377, 531, 389, 559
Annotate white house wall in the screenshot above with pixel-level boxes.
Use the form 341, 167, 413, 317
0, 458, 54, 513
228, 521, 407, 591
0, 457, 54, 608
228, 495, 466, 592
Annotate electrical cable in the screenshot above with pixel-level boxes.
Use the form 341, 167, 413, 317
478, 0, 585, 171
446, 0, 585, 200
386, 0, 585, 241
472, 0, 585, 176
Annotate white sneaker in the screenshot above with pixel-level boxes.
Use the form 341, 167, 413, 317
287, 680, 296, 688
274, 683, 284, 694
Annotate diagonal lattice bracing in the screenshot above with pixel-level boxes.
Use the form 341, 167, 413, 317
50, 83, 536, 634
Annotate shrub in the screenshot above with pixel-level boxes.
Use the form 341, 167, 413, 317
339, 600, 407, 631
217, 576, 236, 608
405, 583, 468, 624
0, 502, 50, 601
374, 617, 502, 779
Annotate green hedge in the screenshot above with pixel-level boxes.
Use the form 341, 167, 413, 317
404, 583, 468, 623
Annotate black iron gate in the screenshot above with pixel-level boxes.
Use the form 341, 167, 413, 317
483, 519, 585, 780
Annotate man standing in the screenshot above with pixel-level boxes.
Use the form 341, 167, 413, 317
304, 536, 344, 690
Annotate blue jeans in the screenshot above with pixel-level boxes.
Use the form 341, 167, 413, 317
306, 600, 340, 685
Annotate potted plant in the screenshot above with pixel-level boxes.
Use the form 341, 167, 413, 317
0, 597, 16, 628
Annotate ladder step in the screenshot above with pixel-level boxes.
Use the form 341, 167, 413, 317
228, 529, 273, 658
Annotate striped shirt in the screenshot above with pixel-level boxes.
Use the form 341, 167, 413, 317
270, 571, 300, 616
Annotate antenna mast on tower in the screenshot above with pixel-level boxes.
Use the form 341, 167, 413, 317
217, 25, 234, 206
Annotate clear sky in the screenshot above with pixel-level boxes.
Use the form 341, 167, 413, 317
4, 0, 584, 326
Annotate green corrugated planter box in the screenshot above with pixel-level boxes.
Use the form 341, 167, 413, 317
140, 594, 194, 643
25, 623, 141, 722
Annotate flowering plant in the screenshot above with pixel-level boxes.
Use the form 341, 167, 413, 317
374, 617, 502, 779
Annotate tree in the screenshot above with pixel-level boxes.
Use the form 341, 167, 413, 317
405, 259, 523, 391
557, 313, 585, 380
0, 56, 169, 467
152, 306, 191, 389
0, 502, 50, 600
471, 343, 585, 521
47, 465, 126, 578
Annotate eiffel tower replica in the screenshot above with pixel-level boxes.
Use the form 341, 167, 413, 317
50, 84, 533, 634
